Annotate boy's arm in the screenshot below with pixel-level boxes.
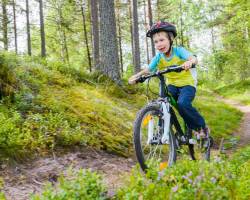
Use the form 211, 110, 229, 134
176, 47, 198, 70
128, 68, 150, 84
188, 55, 198, 65
128, 53, 160, 84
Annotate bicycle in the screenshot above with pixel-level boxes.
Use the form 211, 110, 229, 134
133, 65, 214, 172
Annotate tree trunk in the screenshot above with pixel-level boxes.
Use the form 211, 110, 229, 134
39, 0, 46, 57
81, 0, 92, 72
128, 0, 134, 67
131, 0, 141, 73
26, 0, 31, 55
62, 28, 69, 64
99, 0, 120, 84
147, 0, 155, 56
56, 3, 69, 64
143, 0, 150, 64
116, 0, 123, 75
179, 0, 184, 46
90, 0, 100, 70
12, 0, 17, 53
2, 0, 8, 50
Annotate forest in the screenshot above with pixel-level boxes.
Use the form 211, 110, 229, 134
0, 0, 249, 199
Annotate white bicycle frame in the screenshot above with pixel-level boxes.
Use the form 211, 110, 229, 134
147, 101, 171, 144
161, 101, 171, 144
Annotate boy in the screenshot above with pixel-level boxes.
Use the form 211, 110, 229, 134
129, 21, 209, 139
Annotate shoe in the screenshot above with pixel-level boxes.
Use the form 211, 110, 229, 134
193, 127, 210, 149
193, 127, 210, 140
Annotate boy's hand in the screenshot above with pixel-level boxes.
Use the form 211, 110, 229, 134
128, 74, 140, 84
182, 60, 193, 71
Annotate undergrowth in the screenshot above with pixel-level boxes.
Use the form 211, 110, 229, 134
31, 169, 106, 200
117, 145, 250, 200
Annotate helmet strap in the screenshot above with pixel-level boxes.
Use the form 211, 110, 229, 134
166, 32, 173, 56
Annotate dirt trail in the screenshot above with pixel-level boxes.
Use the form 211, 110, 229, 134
0, 148, 136, 200
217, 96, 250, 148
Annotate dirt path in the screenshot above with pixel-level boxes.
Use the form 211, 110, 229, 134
0, 148, 136, 200
217, 96, 250, 148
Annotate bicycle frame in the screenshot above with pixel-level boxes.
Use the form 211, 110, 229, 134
136, 65, 197, 145
155, 72, 190, 145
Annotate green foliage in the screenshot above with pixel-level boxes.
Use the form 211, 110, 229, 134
0, 52, 19, 100
216, 79, 250, 105
0, 108, 87, 159
117, 145, 250, 200
205, 0, 250, 83
43, 0, 91, 69
0, 111, 25, 157
32, 169, 106, 200
0, 177, 6, 200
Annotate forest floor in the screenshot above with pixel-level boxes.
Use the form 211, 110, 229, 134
1, 96, 250, 200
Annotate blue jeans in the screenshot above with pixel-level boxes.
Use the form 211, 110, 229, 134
168, 85, 206, 130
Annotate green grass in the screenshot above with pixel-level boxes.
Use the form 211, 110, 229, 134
215, 79, 250, 105
194, 89, 243, 140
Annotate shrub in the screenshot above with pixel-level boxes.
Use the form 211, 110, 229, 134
117, 146, 250, 200
32, 169, 106, 200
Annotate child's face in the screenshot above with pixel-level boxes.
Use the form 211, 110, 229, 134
153, 32, 170, 53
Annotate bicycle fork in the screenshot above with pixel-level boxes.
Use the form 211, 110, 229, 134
161, 101, 171, 144
146, 101, 171, 145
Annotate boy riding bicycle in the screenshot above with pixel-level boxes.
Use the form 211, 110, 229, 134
129, 21, 210, 141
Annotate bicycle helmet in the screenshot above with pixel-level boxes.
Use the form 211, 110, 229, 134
146, 21, 177, 38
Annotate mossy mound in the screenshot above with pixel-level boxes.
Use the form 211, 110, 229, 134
0, 52, 146, 159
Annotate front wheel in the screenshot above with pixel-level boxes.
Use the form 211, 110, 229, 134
133, 103, 176, 172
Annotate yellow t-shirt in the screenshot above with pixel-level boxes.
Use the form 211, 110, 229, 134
148, 46, 197, 87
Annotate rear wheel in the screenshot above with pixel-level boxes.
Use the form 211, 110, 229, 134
188, 134, 214, 161
133, 103, 177, 172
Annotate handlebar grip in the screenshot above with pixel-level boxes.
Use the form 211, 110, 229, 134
135, 76, 146, 83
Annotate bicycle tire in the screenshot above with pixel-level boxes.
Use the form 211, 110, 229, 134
133, 103, 177, 172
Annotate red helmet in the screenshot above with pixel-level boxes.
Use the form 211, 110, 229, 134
146, 21, 177, 38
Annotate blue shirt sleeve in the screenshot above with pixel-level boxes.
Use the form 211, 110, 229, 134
148, 53, 161, 72
175, 46, 193, 60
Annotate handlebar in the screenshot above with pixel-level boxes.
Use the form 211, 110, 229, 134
135, 64, 196, 83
